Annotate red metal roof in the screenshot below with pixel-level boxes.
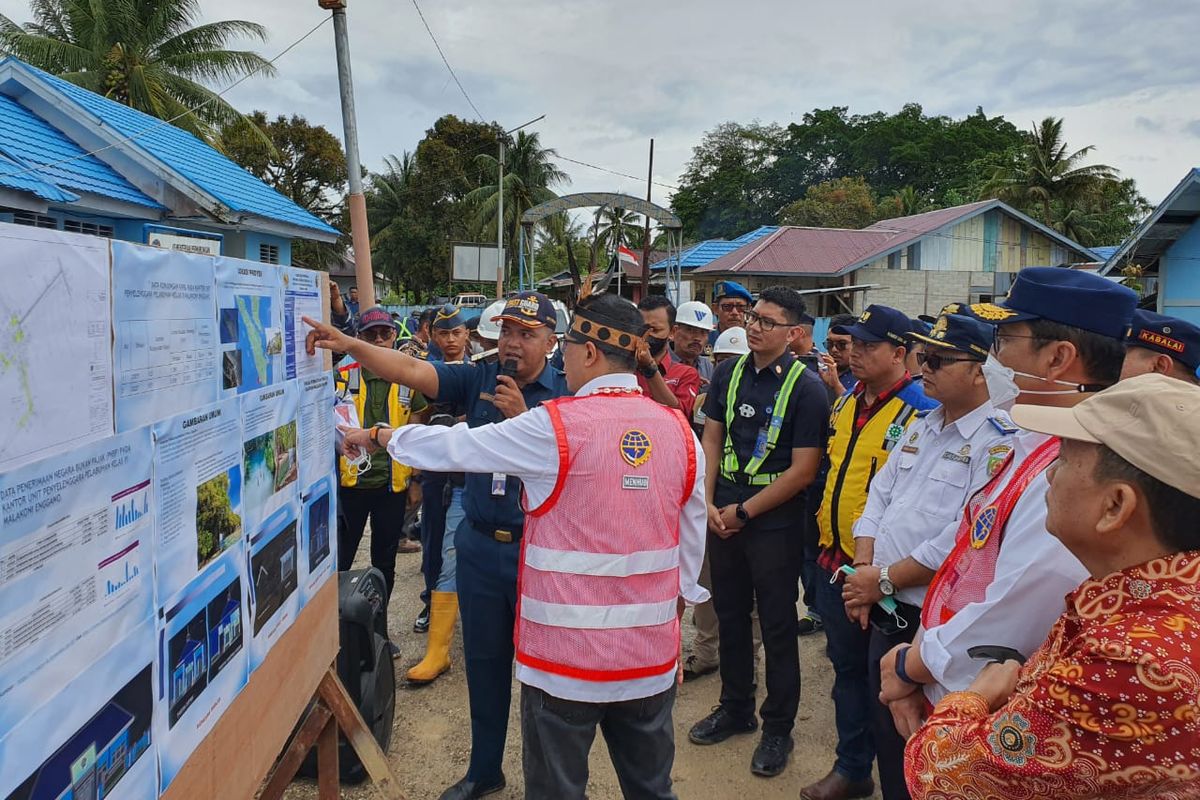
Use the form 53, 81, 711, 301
694, 226, 894, 275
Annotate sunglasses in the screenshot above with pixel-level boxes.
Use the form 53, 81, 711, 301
916, 350, 981, 370
360, 326, 396, 342
824, 339, 850, 351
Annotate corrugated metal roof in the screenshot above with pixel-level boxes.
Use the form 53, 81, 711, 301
695, 226, 893, 275
0, 92, 158, 207
1089, 245, 1120, 261
3, 59, 338, 235
651, 225, 777, 270
866, 200, 993, 235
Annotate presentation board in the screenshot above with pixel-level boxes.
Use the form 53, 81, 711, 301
0, 223, 338, 800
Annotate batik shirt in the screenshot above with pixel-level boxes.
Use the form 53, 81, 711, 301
906, 551, 1200, 800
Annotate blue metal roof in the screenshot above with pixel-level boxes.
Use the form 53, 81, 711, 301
1089, 245, 1120, 261
0, 91, 160, 208
652, 225, 777, 270
4, 59, 338, 236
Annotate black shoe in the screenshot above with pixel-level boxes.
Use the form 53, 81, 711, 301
681, 655, 718, 682
438, 773, 506, 800
750, 733, 794, 777
688, 706, 757, 745
388, 640, 401, 660
797, 615, 824, 637
414, 606, 430, 633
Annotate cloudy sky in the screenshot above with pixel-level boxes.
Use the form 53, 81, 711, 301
2, 0, 1198, 206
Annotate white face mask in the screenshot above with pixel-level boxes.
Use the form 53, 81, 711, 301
982, 355, 1020, 409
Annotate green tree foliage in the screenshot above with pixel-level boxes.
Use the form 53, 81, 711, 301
196, 471, 240, 565
219, 111, 348, 267
590, 206, 644, 256
0, 0, 274, 143
672, 121, 783, 240
779, 176, 879, 229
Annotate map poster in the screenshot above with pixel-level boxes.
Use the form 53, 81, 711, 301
151, 398, 243, 604
0, 622, 157, 800
0, 428, 155, 733
300, 475, 336, 607
111, 240, 219, 433
245, 504, 301, 672
214, 256, 283, 398
239, 380, 300, 534
282, 266, 324, 380
153, 554, 248, 793
0, 222, 113, 472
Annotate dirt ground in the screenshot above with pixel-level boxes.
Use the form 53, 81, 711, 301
285, 542, 884, 800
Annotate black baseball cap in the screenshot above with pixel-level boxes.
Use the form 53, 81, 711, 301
964, 267, 1136, 340
492, 291, 557, 329
832, 304, 910, 346
908, 312, 992, 359
1126, 309, 1200, 372
357, 305, 395, 331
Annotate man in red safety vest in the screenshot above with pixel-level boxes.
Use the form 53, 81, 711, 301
337, 291, 708, 800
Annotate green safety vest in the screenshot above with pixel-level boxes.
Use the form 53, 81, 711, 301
721, 355, 806, 485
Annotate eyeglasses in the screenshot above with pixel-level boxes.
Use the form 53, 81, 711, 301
916, 351, 981, 371
743, 310, 788, 332
991, 330, 1042, 355
718, 302, 748, 313
824, 339, 850, 351
360, 326, 396, 342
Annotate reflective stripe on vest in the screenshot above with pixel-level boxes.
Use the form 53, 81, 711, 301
720, 355, 805, 481
515, 392, 694, 683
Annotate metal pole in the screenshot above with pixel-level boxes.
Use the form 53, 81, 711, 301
324, 2, 376, 308
496, 137, 505, 299
641, 138, 654, 300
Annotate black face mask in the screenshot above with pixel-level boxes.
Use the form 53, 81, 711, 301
647, 335, 669, 357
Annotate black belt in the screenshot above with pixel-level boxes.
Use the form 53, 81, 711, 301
475, 523, 523, 543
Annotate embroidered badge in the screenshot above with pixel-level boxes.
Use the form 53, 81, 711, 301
969, 303, 1018, 322
620, 430, 652, 467
885, 423, 905, 443
987, 712, 1037, 767
901, 431, 920, 454
941, 443, 972, 464
971, 505, 999, 549
738, 403, 756, 418
987, 445, 1013, 476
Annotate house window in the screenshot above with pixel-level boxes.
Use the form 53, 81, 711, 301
12, 210, 57, 229
63, 219, 114, 237
259, 243, 280, 264
887, 252, 901, 270
906, 242, 921, 271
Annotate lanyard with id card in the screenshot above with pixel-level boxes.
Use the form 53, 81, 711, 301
491, 473, 507, 496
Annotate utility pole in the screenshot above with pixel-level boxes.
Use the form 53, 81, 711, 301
320, 0, 375, 308
496, 115, 545, 300
640, 138, 654, 300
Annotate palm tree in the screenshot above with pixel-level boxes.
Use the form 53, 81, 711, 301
981, 117, 1117, 228
366, 153, 416, 288
0, 0, 274, 143
879, 185, 930, 218
466, 130, 570, 282
590, 206, 644, 258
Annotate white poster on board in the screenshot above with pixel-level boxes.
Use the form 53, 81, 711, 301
153, 552, 248, 793
0, 622, 157, 800
0, 428, 154, 733
239, 381, 299, 534
151, 398, 243, 604
297, 373, 337, 605
0, 222, 113, 472
111, 240, 219, 432
283, 266, 324, 380
245, 503, 302, 672
214, 256, 283, 398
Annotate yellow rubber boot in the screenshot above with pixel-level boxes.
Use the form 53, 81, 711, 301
406, 591, 457, 685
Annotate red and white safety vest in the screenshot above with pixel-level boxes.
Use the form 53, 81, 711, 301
515, 390, 696, 682
922, 436, 1061, 627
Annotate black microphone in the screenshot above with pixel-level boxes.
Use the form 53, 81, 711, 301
499, 358, 519, 379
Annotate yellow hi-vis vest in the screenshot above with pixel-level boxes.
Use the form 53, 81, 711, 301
817, 388, 925, 560
336, 365, 415, 492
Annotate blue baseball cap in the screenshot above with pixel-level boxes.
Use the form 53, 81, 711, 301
1126, 310, 1200, 372
965, 267, 1137, 340
832, 304, 911, 346
908, 317, 933, 337
492, 291, 557, 329
432, 303, 466, 330
909, 312, 993, 360
714, 281, 753, 303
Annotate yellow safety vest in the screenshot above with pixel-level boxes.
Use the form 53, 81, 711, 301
335, 366, 415, 492
817, 391, 923, 559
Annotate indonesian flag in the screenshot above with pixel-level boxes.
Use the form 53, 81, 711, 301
617, 246, 639, 268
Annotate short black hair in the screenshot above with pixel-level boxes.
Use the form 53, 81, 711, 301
1094, 445, 1200, 553
758, 286, 807, 325
830, 313, 857, 331
569, 294, 644, 371
638, 294, 677, 327
418, 308, 436, 328
1028, 319, 1125, 388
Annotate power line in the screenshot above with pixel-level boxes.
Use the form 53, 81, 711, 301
410, 0, 484, 121
0, 15, 333, 182
554, 154, 679, 192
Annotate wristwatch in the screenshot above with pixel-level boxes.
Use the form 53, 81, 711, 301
638, 362, 659, 379
735, 503, 750, 522
370, 422, 390, 448
878, 565, 896, 597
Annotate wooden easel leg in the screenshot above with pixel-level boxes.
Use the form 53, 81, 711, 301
260, 703, 333, 800
317, 712, 339, 800
317, 668, 404, 799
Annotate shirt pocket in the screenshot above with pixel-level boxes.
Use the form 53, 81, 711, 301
921, 458, 971, 518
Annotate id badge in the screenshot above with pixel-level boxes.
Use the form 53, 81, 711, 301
491, 473, 507, 496
752, 427, 769, 459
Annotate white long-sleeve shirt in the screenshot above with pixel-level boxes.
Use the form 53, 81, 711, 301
853, 400, 1016, 607
917, 429, 1089, 704
385, 372, 709, 702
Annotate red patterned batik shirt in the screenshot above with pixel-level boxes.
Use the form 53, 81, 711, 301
906, 551, 1200, 800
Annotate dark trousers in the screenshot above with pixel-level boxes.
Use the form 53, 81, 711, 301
338, 486, 405, 599
708, 516, 802, 736
801, 474, 827, 619
419, 473, 449, 606
868, 601, 921, 800
521, 683, 678, 800
457, 518, 520, 783
814, 565, 874, 782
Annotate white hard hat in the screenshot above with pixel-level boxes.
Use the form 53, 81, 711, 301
713, 326, 750, 356
676, 300, 715, 331
477, 300, 505, 341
